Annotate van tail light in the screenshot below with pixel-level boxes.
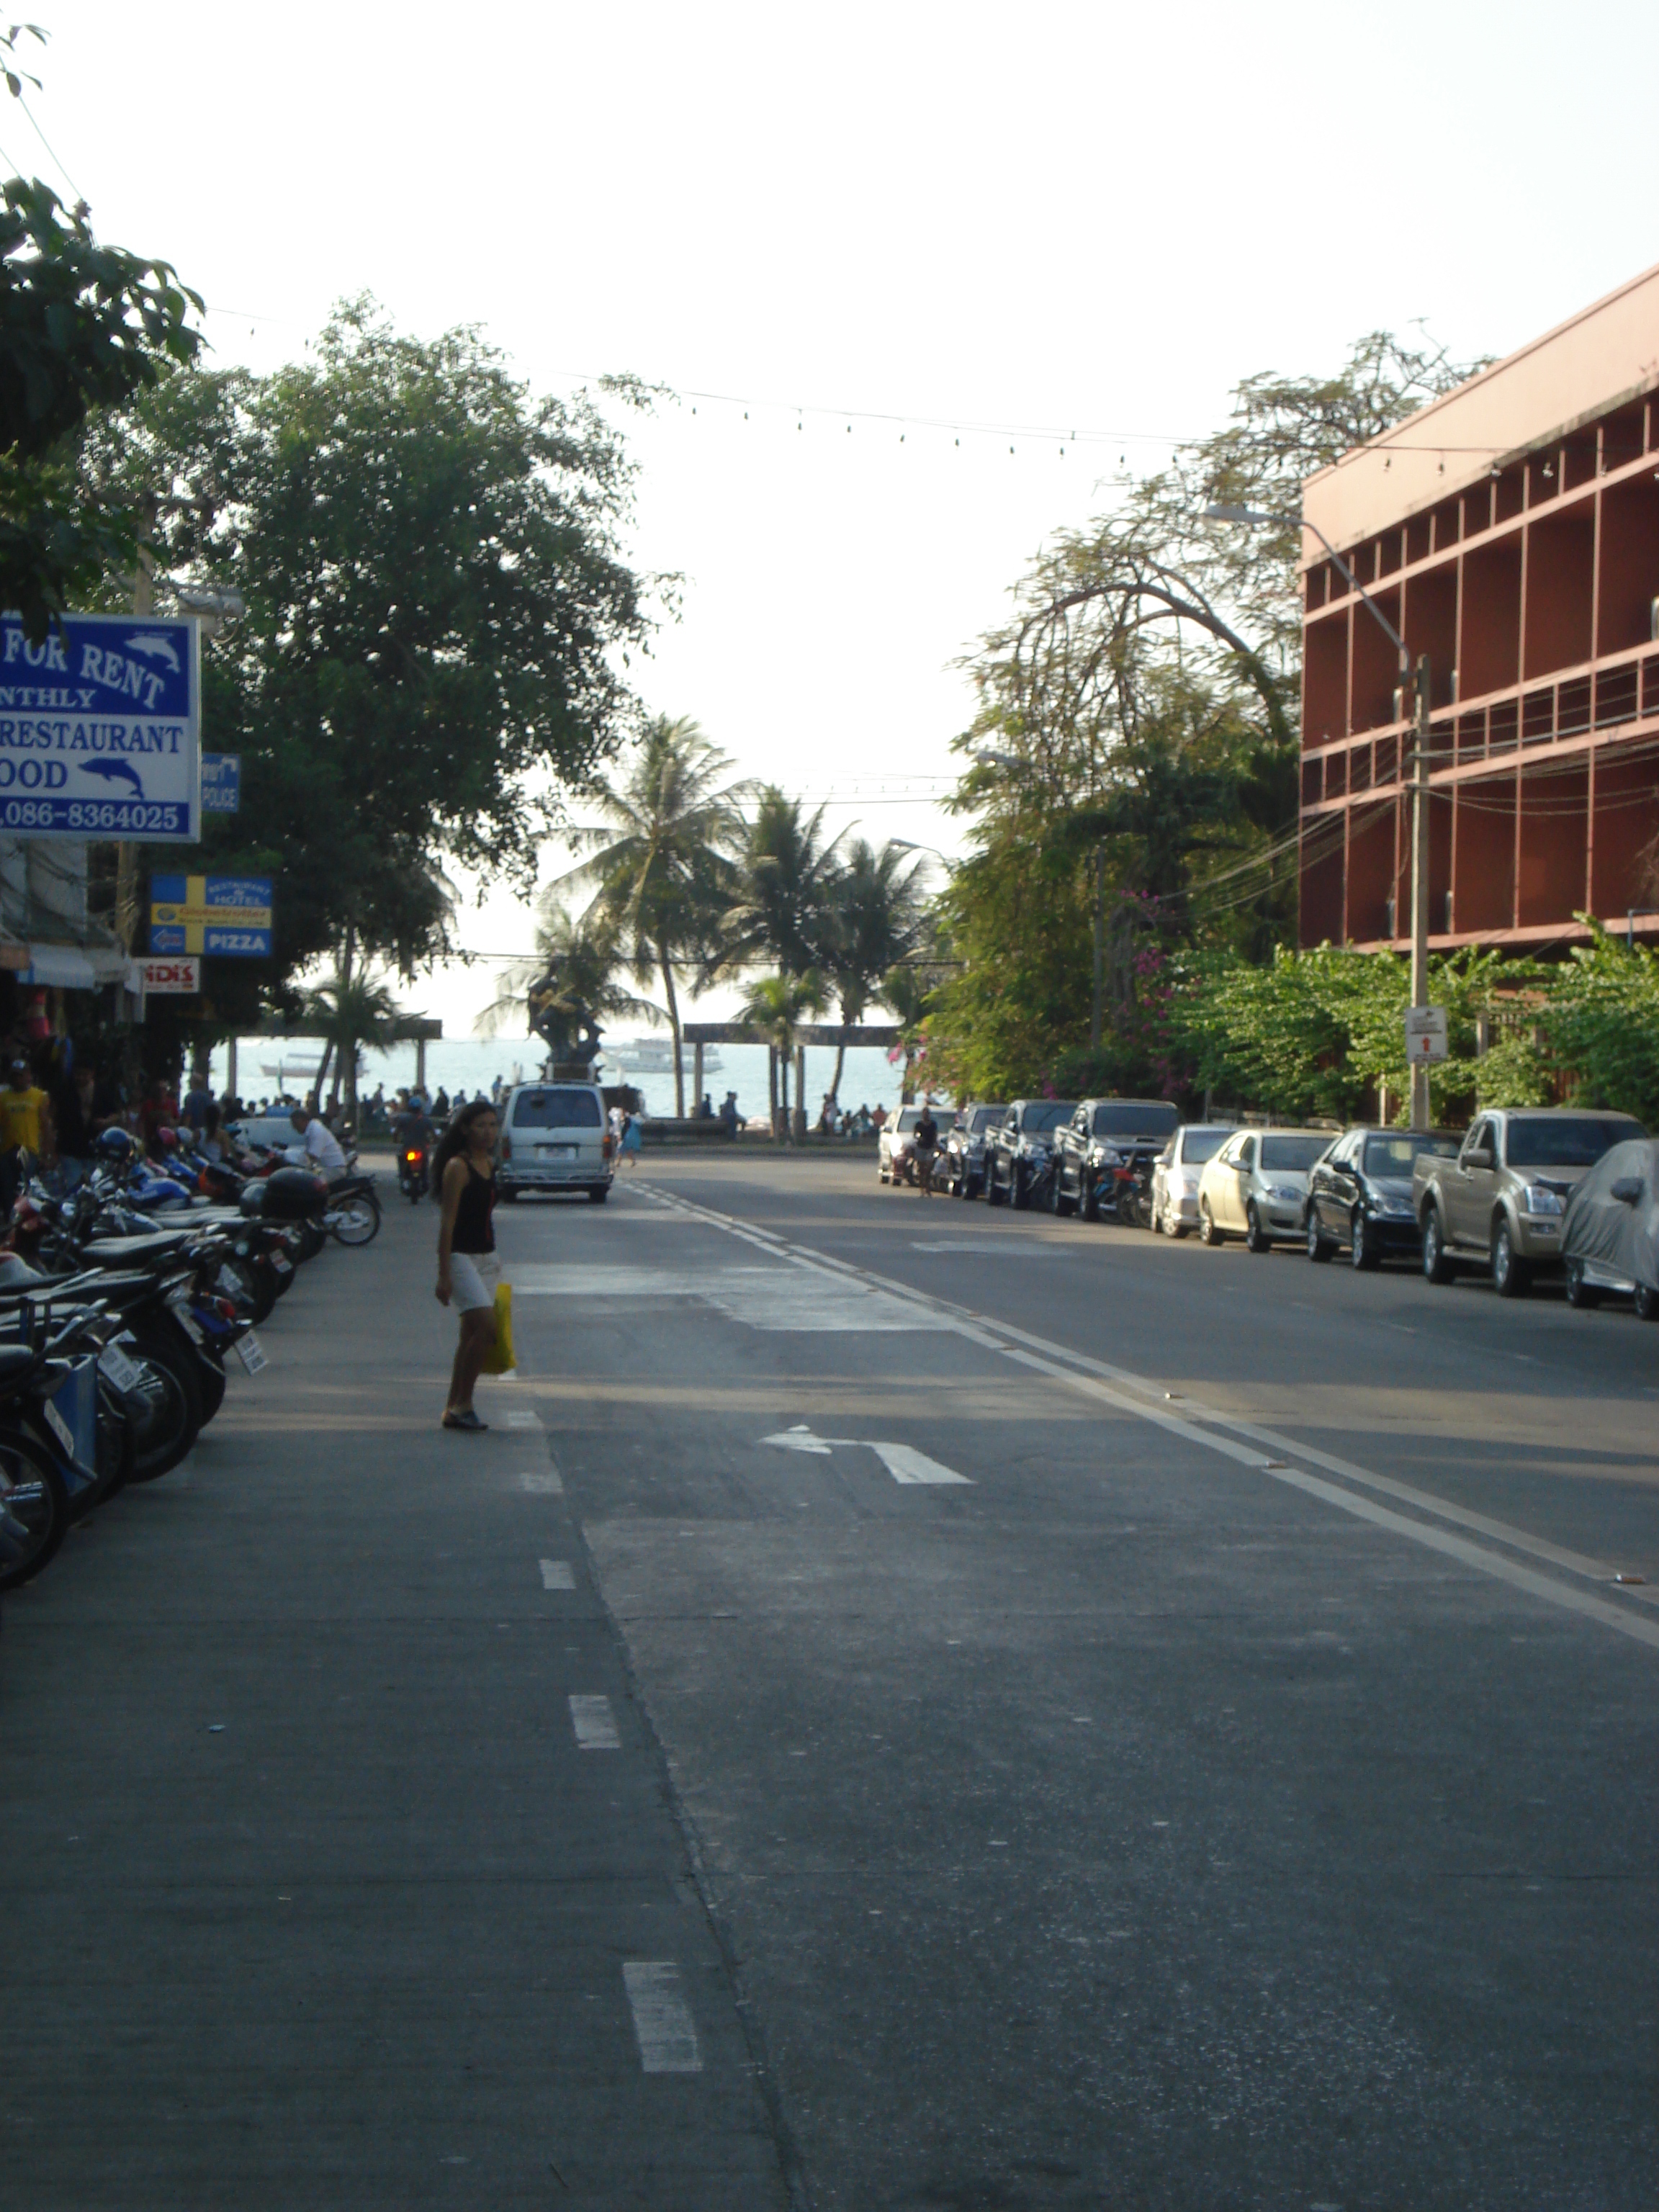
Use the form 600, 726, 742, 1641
602, 1133, 613, 1160
500, 1135, 512, 1161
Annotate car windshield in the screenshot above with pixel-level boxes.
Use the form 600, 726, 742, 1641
1364, 1133, 1460, 1177
971, 1107, 1003, 1130
1260, 1135, 1329, 1172
896, 1107, 926, 1132
1505, 1115, 1645, 1167
1019, 1102, 1074, 1133
1092, 1102, 1179, 1138
512, 1089, 601, 1129
1179, 1128, 1228, 1165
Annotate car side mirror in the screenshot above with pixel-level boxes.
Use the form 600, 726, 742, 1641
1465, 1146, 1493, 1170
1611, 1175, 1644, 1206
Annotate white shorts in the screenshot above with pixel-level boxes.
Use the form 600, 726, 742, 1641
449, 1251, 500, 1313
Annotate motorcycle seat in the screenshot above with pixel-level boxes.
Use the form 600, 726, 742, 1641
81, 1233, 194, 1262
0, 1342, 40, 1388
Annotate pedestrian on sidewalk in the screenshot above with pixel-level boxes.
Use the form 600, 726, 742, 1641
434, 1097, 502, 1432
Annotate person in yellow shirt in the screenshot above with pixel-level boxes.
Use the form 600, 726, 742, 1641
0, 1053, 54, 1168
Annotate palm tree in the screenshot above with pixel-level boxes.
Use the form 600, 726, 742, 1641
716, 786, 843, 985
878, 961, 938, 1104
304, 971, 406, 1124
738, 969, 828, 1140
822, 837, 930, 1107
559, 716, 750, 1115
475, 895, 661, 1048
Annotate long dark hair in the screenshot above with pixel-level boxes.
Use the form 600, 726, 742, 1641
432, 1095, 498, 1183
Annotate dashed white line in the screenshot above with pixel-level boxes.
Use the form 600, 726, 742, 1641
622, 1961, 702, 2073
539, 1559, 575, 1590
568, 1694, 620, 1750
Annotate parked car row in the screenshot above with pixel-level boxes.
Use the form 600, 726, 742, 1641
884, 1095, 1659, 1321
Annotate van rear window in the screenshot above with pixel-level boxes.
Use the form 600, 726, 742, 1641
512, 1089, 602, 1128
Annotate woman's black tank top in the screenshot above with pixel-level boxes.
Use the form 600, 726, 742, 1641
453, 1158, 496, 1254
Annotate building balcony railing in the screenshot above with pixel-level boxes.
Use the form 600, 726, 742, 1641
1301, 637, 1659, 808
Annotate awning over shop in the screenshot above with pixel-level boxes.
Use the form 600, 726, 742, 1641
15, 943, 135, 989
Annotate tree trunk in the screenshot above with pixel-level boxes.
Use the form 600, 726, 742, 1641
333, 927, 356, 1120
768, 1044, 779, 1140
778, 1036, 791, 1139
313, 1038, 335, 1107
658, 940, 684, 1118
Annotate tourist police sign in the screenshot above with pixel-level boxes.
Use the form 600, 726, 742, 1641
150, 875, 271, 958
0, 610, 200, 840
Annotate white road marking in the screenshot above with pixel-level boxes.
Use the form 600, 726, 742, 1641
645, 1182, 1659, 1655
511, 1260, 961, 1333
760, 1428, 971, 1484
911, 1239, 1062, 1255
539, 1559, 575, 1590
517, 1469, 564, 1495
503, 1408, 543, 1431
569, 1694, 620, 1750
869, 1442, 974, 1486
622, 1960, 702, 2073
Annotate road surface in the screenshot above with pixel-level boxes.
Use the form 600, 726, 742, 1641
3, 1148, 1655, 2209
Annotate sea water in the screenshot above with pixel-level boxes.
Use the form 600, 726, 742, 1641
207, 1037, 915, 1124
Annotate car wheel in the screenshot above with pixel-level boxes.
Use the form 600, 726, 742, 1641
1350, 1210, 1381, 1271
1491, 1217, 1530, 1298
1307, 1211, 1335, 1263
1635, 1282, 1659, 1323
1564, 1259, 1601, 1310
1050, 1168, 1074, 1218
1011, 1164, 1030, 1210
1199, 1199, 1222, 1247
1244, 1201, 1270, 1254
1421, 1206, 1455, 1285
985, 1164, 1004, 1208
1081, 1172, 1101, 1223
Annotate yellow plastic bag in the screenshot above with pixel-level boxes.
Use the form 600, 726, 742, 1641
485, 1280, 516, 1374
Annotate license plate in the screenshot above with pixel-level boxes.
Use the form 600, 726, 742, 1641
168, 1305, 205, 1344
216, 1264, 242, 1296
235, 1331, 268, 1375
271, 1255, 293, 1277
98, 1344, 143, 1393
536, 1143, 577, 1159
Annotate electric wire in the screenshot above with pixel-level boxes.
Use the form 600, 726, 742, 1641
13, 92, 82, 205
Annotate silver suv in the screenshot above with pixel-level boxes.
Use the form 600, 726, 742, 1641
1414, 1107, 1645, 1295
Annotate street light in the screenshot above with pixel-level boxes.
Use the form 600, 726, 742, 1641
1205, 502, 1435, 1129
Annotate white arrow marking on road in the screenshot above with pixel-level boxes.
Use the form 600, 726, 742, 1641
760, 1427, 972, 1484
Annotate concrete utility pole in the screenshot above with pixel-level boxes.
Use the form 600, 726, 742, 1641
114, 549, 153, 955
1204, 505, 1439, 1128
1410, 654, 1434, 1131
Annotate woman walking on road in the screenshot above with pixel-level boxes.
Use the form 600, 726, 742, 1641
434, 1097, 501, 1431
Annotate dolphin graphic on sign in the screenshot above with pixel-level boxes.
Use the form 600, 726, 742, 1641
81, 760, 145, 798
123, 633, 181, 673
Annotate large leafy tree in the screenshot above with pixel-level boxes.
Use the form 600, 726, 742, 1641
737, 968, 827, 1136
561, 715, 748, 1114
930, 332, 1487, 1096
86, 302, 656, 1017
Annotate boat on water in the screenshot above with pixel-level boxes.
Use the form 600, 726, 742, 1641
605, 1036, 723, 1077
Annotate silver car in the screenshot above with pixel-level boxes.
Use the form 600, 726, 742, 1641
878, 1105, 930, 1186
1151, 1124, 1233, 1238
1197, 1127, 1331, 1251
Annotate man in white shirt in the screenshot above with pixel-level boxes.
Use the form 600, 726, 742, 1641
287, 1106, 349, 1180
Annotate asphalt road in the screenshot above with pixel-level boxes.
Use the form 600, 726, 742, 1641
4, 1151, 1655, 2210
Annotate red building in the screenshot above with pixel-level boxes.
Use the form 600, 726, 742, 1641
1299, 264, 1659, 951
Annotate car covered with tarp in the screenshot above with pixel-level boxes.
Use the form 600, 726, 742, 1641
1560, 1138, 1659, 1319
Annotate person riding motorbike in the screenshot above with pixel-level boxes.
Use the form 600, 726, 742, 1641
392, 1095, 435, 1200
913, 1101, 940, 1197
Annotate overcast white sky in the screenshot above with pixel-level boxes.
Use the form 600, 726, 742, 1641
33, 3, 1659, 1032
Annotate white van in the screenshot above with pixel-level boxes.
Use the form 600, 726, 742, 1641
497, 1081, 613, 1202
